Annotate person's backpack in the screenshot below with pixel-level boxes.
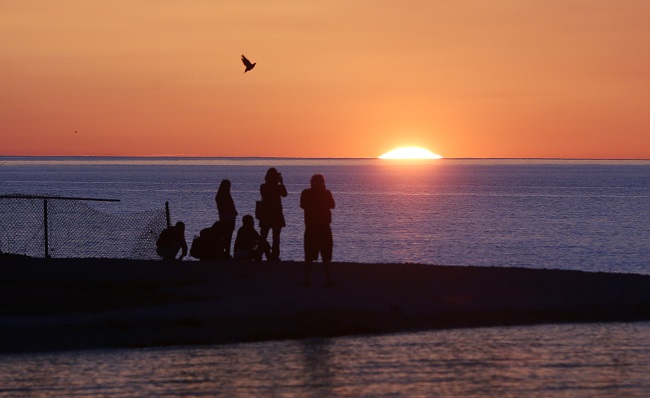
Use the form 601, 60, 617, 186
190, 235, 205, 259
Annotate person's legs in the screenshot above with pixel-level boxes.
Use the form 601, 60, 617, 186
304, 227, 318, 286
223, 223, 235, 257
258, 240, 272, 261
321, 226, 334, 285
319, 226, 333, 261
260, 225, 270, 256
271, 227, 282, 260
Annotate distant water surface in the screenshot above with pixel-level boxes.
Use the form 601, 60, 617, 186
2, 323, 650, 397
1, 157, 648, 273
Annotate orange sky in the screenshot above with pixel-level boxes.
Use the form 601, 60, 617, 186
2, 1, 650, 158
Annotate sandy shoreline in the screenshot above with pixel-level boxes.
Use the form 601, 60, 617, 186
2, 257, 650, 354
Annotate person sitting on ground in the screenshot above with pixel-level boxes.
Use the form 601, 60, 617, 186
156, 221, 188, 261
234, 214, 271, 261
190, 226, 213, 261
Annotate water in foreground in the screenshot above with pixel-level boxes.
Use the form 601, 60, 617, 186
2, 322, 650, 397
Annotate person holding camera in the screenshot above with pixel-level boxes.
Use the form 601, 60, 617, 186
259, 167, 288, 261
300, 174, 335, 286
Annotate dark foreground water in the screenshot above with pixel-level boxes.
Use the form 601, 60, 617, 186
2, 323, 650, 397
1, 157, 649, 273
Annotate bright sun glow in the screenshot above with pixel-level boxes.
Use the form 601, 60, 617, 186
379, 147, 443, 159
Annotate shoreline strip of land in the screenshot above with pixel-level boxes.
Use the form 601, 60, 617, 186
2, 257, 650, 354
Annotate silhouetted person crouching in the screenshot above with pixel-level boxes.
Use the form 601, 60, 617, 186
157, 221, 188, 261
234, 215, 271, 261
300, 174, 335, 286
190, 221, 229, 261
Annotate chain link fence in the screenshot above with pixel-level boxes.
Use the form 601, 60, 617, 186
0, 195, 169, 259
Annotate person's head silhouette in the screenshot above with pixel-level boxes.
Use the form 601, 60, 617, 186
265, 168, 280, 184
242, 214, 255, 228
310, 174, 325, 190
217, 179, 231, 196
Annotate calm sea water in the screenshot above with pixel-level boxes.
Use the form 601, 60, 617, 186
2, 157, 650, 395
1, 157, 649, 273
2, 323, 650, 397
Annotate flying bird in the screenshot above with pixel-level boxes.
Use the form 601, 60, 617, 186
241, 54, 256, 73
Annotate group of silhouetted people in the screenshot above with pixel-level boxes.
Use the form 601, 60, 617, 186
156, 167, 335, 286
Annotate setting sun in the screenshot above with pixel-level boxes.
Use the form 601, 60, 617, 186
379, 147, 443, 159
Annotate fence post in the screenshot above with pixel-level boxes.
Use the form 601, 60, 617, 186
165, 201, 171, 228
43, 199, 50, 259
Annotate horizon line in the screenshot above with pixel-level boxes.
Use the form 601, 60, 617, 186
1, 155, 650, 161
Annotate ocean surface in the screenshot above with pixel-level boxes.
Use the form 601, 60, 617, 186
1, 157, 650, 396
1, 157, 648, 273
3, 323, 650, 397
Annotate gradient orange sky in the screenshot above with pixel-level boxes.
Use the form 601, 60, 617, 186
2, 1, 650, 158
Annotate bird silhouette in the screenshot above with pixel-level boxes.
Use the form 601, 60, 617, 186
241, 54, 256, 73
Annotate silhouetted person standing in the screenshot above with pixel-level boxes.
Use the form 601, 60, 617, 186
216, 179, 238, 258
300, 174, 335, 286
259, 167, 287, 261
156, 221, 188, 261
